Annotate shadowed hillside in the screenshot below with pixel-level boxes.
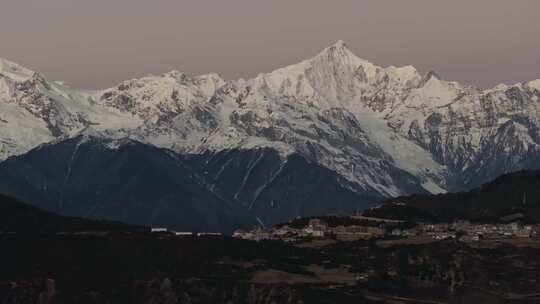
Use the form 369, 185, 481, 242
364, 170, 540, 222
0, 194, 144, 234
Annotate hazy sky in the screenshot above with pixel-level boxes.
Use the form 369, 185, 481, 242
1, 0, 539, 89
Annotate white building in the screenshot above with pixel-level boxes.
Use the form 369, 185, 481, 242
151, 228, 168, 233
197, 232, 222, 236
174, 232, 193, 236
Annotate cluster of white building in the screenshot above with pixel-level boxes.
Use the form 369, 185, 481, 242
150, 227, 222, 237
390, 221, 539, 242
454, 221, 537, 240
233, 218, 386, 242
152, 219, 539, 244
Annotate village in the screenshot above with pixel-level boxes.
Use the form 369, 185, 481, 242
232, 216, 540, 244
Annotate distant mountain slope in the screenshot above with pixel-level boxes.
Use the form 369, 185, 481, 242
0, 136, 258, 233
184, 149, 386, 226
0, 193, 141, 233
0, 136, 375, 232
364, 170, 540, 222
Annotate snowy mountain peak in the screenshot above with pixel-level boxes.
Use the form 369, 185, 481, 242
314, 43, 424, 88
319, 40, 351, 55
0, 58, 35, 82
490, 83, 510, 92
248, 41, 385, 106
315, 40, 375, 70
333, 39, 347, 48
196, 72, 225, 82
384, 65, 421, 84
162, 70, 187, 80
425, 70, 441, 82
527, 79, 540, 90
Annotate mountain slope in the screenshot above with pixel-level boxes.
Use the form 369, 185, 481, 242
0, 193, 142, 233
364, 170, 540, 222
0, 58, 140, 160
184, 149, 389, 226
0, 136, 377, 231
0, 136, 258, 233
1, 41, 540, 225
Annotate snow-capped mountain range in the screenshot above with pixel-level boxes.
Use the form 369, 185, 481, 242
1, 40, 540, 201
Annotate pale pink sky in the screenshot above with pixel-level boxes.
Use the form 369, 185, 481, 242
0, 0, 539, 89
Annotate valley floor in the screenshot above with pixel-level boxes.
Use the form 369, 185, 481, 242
2, 232, 540, 304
